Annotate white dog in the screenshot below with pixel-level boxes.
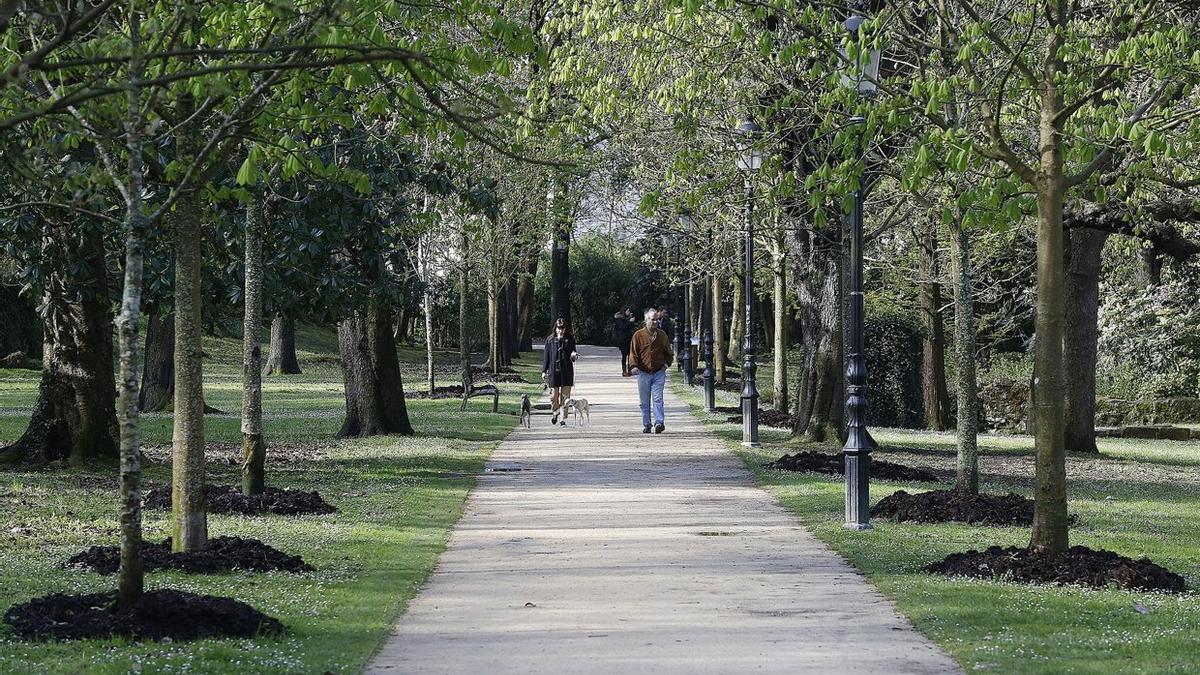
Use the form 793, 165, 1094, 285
564, 397, 590, 427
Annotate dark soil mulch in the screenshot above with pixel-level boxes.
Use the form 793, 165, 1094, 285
765, 451, 938, 482
924, 545, 1187, 593
143, 484, 336, 516
871, 489, 1037, 526
406, 385, 464, 399
725, 410, 795, 428
66, 536, 314, 575
3, 589, 284, 641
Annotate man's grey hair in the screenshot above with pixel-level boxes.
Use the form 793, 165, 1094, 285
644, 308, 658, 321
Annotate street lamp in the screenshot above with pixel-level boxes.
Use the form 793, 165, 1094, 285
736, 117, 763, 448
842, 9, 880, 531
677, 212, 696, 385
702, 219, 716, 411
660, 229, 685, 374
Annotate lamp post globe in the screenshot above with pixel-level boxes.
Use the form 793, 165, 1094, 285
735, 117, 762, 447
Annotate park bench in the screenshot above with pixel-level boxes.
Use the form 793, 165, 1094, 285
459, 366, 499, 413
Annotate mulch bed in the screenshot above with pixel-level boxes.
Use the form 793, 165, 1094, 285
143, 484, 336, 516
406, 385, 465, 399
924, 545, 1187, 593
724, 411, 795, 428
765, 451, 938, 482
871, 489, 1038, 526
3, 589, 283, 641
66, 536, 314, 575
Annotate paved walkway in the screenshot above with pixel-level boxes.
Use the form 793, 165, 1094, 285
367, 345, 960, 674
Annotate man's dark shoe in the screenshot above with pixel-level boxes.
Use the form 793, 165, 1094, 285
643, 425, 651, 434
654, 423, 665, 434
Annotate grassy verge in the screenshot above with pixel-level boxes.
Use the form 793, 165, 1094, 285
0, 328, 542, 674
671, 380, 1200, 674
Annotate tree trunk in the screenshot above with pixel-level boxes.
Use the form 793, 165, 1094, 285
1031, 180, 1069, 552
337, 302, 414, 438
772, 239, 789, 412
516, 257, 537, 352
550, 213, 571, 327
789, 226, 843, 442
919, 222, 952, 431
241, 195, 267, 496
1063, 227, 1109, 454
1138, 248, 1162, 288
486, 272, 499, 372
420, 235, 436, 394
0, 229, 118, 466
263, 314, 302, 375
139, 309, 174, 412
459, 229, 471, 382
172, 194, 207, 553
713, 275, 726, 383
728, 272, 744, 363
948, 220, 980, 494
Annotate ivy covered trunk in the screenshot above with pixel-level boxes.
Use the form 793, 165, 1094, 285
138, 309, 175, 411
791, 228, 842, 442
171, 193, 208, 553
241, 195, 267, 495
337, 302, 414, 438
1063, 227, 1109, 454
948, 220, 979, 494
0, 228, 118, 466
263, 314, 302, 375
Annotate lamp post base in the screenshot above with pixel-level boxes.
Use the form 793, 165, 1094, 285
843, 522, 873, 531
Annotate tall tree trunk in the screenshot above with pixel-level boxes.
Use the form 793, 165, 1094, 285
420, 235, 435, 394
0, 228, 118, 466
263, 314, 302, 375
550, 203, 571, 327
459, 229, 470, 382
789, 227, 842, 441
1063, 227, 1109, 454
712, 275, 726, 383
1031, 175, 1069, 550
486, 271, 499, 373
516, 256, 537, 352
172, 193, 207, 553
728, 271, 745, 363
505, 276, 519, 361
139, 309, 174, 411
919, 222, 952, 431
949, 219, 980, 494
117, 35, 147, 608
241, 195, 267, 496
337, 302, 414, 438
772, 237, 789, 412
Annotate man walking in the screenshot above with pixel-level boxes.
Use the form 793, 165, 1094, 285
613, 308, 635, 377
628, 308, 673, 433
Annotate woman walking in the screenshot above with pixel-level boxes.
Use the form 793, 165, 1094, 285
542, 317, 578, 425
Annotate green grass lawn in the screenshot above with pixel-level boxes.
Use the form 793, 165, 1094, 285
0, 328, 542, 674
672, 380, 1200, 674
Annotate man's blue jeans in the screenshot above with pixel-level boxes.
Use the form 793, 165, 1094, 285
637, 367, 666, 427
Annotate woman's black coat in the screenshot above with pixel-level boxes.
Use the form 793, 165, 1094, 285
542, 336, 576, 387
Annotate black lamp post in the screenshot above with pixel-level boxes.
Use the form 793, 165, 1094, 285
842, 9, 880, 530
702, 222, 716, 411
736, 118, 764, 448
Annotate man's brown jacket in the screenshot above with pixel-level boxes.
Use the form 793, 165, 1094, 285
627, 327, 673, 373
